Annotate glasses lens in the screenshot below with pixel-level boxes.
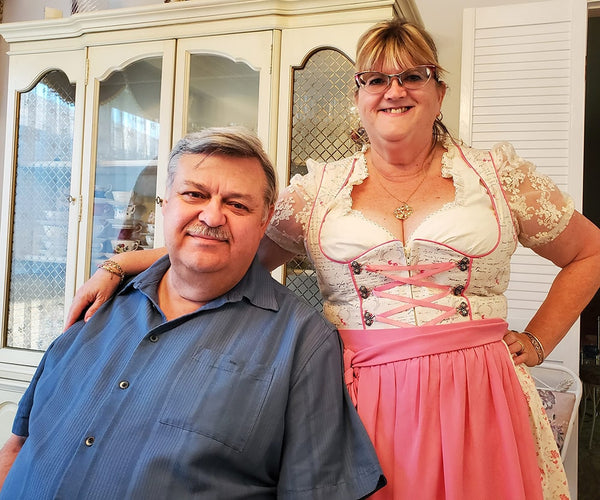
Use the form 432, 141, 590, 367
357, 72, 390, 93
400, 67, 432, 89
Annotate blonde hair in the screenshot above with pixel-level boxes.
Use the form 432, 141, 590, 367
355, 19, 444, 78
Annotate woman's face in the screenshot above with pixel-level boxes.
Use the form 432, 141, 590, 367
355, 62, 446, 150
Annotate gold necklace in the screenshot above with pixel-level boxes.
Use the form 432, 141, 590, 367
371, 150, 434, 221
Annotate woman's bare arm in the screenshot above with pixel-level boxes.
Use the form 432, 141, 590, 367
64, 247, 167, 329
257, 235, 299, 272
65, 235, 299, 329
506, 211, 600, 366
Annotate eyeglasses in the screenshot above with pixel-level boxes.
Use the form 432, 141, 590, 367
354, 65, 437, 94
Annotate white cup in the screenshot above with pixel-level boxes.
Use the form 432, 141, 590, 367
111, 239, 140, 253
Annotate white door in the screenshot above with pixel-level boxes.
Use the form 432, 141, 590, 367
276, 22, 375, 183
460, 0, 587, 372
272, 23, 375, 289
172, 32, 275, 152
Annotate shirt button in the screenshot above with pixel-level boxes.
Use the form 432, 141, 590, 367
119, 380, 129, 390
85, 436, 95, 447
149, 334, 159, 343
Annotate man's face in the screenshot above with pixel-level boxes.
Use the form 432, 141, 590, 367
162, 153, 272, 284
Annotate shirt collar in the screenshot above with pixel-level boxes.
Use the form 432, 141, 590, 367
122, 255, 280, 313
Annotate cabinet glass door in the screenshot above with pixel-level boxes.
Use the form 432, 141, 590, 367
92, 57, 162, 265
0, 51, 86, 353
8, 71, 74, 350
81, 41, 176, 275
186, 53, 259, 132
276, 25, 368, 301
173, 32, 275, 148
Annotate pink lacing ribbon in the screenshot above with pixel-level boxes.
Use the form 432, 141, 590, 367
364, 261, 466, 327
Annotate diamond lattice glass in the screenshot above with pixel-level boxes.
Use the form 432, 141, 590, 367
7, 70, 75, 350
285, 49, 357, 310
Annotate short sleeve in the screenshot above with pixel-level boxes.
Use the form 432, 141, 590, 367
10, 322, 84, 438
277, 331, 384, 499
492, 142, 574, 247
11, 348, 52, 437
265, 159, 326, 256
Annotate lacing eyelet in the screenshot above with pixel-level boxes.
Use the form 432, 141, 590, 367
364, 311, 375, 326
351, 261, 362, 275
457, 302, 469, 317
457, 257, 470, 272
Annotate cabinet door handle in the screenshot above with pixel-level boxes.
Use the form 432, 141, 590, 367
67, 195, 77, 204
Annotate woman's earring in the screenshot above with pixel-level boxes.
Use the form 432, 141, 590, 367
350, 124, 369, 148
437, 111, 444, 121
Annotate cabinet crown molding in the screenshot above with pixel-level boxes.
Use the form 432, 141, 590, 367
0, 0, 417, 46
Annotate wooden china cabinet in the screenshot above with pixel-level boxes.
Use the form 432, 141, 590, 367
0, 0, 416, 440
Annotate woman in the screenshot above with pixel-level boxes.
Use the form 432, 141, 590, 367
69, 20, 600, 499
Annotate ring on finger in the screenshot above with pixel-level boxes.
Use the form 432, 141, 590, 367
515, 339, 525, 355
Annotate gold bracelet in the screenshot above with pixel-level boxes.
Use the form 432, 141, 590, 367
523, 331, 545, 365
97, 259, 125, 283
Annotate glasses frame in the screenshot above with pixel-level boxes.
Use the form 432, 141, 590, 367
354, 65, 437, 94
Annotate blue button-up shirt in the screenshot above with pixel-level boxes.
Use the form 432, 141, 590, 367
2, 257, 383, 499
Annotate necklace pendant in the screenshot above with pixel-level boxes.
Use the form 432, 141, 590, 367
394, 203, 413, 220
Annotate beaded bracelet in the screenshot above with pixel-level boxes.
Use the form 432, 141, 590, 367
97, 259, 125, 283
523, 331, 545, 365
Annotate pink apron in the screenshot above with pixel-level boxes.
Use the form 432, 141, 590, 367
341, 318, 544, 500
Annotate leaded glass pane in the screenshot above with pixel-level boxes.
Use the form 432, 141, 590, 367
92, 57, 162, 269
7, 70, 75, 350
285, 49, 357, 310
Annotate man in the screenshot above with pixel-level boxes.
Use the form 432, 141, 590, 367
0, 127, 384, 499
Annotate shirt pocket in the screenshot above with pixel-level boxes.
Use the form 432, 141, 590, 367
159, 347, 274, 452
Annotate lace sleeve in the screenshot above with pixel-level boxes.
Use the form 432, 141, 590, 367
265, 159, 324, 256
493, 142, 574, 248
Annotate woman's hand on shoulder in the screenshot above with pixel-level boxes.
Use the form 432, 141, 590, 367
64, 267, 123, 330
64, 247, 168, 330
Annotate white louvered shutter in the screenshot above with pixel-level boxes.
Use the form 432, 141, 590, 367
459, 0, 587, 372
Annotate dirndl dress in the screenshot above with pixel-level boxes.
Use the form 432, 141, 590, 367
265, 141, 572, 499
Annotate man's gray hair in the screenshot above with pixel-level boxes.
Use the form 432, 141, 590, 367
167, 127, 278, 216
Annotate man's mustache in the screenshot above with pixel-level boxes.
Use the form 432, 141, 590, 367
186, 223, 231, 241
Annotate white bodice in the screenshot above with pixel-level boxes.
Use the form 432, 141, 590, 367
267, 141, 573, 330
